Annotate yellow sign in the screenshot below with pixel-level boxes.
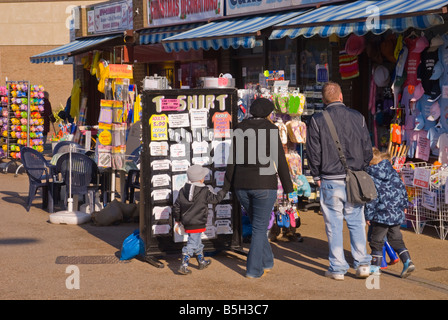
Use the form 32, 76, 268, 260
108, 64, 133, 79
149, 114, 168, 141
98, 123, 112, 146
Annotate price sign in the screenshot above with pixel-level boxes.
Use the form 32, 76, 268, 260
413, 167, 430, 189
149, 114, 168, 141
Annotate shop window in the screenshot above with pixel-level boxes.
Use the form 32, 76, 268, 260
268, 37, 298, 86
179, 60, 218, 88
147, 63, 175, 87
296, 37, 332, 87
233, 46, 264, 88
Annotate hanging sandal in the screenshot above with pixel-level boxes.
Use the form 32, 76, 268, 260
276, 213, 284, 228
283, 213, 290, 228
288, 209, 296, 228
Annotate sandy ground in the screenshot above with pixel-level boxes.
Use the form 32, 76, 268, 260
0, 167, 447, 308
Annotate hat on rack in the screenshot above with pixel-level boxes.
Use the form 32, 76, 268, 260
374, 65, 390, 87
186, 165, 209, 182
250, 98, 275, 118
345, 34, 366, 56
429, 61, 444, 80
414, 113, 425, 131
380, 34, 397, 63
427, 101, 441, 121
366, 40, 383, 64
412, 83, 425, 101
412, 36, 429, 53
428, 34, 443, 52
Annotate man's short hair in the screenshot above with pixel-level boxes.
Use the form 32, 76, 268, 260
322, 81, 342, 104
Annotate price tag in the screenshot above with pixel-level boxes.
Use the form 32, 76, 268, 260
149, 114, 168, 141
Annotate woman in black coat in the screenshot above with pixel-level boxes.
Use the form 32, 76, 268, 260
223, 98, 293, 278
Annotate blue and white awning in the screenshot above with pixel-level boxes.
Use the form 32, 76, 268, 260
270, 0, 448, 39
139, 23, 204, 45
162, 11, 304, 52
30, 35, 122, 64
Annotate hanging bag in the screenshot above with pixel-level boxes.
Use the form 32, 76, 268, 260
322, 111, 377, 205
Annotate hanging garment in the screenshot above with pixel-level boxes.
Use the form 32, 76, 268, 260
70, 79, 81, 120
339, 51, 359, 80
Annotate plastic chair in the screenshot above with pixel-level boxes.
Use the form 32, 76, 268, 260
123, 145, 141, 203
55, 152, 100, 209
53, 141, 86, 155
20, 147, 55, 213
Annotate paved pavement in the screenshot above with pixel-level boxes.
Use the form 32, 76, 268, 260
1, 167, 448, 307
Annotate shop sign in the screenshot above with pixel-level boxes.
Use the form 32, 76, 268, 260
413, 167, 430, 189
87, 0, 133, 35
422, 190, 437, 211
109, 64, 133, 79
226, 0, 341, 16
147, 0, 223, 26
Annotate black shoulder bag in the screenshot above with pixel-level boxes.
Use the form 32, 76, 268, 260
322, 110, 377, 204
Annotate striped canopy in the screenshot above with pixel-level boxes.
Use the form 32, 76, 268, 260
270, 0, 448, 39
139, 23, 205, 45
162, 11, 303, 52
30, 35, 122, 64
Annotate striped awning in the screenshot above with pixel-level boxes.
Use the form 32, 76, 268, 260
162, 11, 304, 52
139, 23, 205, 45
270, 0, 448, 39
30, 35, 122, 64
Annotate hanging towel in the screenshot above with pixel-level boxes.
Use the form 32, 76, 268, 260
70, 79, 81, 120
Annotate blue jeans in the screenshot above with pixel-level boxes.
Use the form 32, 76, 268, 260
235, 189, 277, 278
319, 179, 371, 274
182, 232, 204, 256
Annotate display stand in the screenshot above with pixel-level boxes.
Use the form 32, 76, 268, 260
0, 81, 45, 174
140, 88, 244, 268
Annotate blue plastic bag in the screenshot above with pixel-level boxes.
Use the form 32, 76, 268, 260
120, 229, 144, 260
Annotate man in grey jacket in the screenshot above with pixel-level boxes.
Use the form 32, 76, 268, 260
306, 81, 373, 281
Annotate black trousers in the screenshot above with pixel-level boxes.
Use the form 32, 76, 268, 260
369, 222, 406, 254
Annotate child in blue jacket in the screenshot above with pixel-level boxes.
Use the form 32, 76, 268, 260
365, 148, 415, 278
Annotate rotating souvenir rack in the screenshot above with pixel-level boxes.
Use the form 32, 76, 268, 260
0, 86, 7, 159
0, 81, 45, 173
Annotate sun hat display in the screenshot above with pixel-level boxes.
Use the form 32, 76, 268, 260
412, 83, 425, 101
345, 34, 366, 56
412, 36, 429, 53
427, 101, 441, 121
428, 34, 443, 52
366, 40, 383, 64
250, 98, 275, 118
380, 34, 397, 63
414, 113, 425, 131
374, 65, 390, 87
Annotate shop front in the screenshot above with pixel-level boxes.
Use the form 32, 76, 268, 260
24, 0, 448, 240
266, 0, 448, 239
147, 0, 448, 241
29, 0, 135, 149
